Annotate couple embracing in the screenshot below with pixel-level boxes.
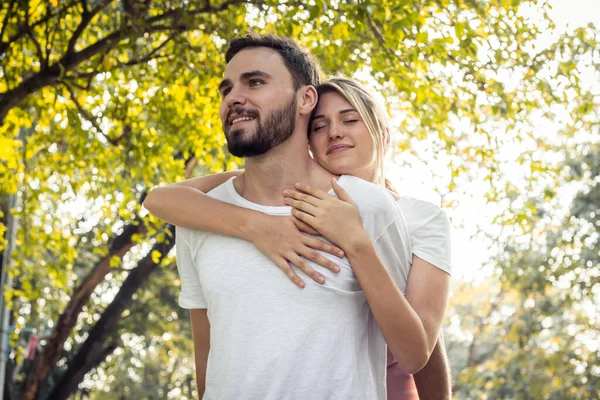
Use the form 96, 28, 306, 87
144, 33, 452, 400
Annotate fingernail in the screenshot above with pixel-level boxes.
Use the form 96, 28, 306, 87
333, 266, 341, 273
317, 275, 325, 283
298, 280, 305, 288
338, 250, 344, 257
283, 190, 290, 196
284, 197, 291, 204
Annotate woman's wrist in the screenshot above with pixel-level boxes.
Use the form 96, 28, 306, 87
240, 209, 268, 242
342, 229, 372, 255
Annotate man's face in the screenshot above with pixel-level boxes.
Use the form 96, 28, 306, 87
218, 47, 298, 158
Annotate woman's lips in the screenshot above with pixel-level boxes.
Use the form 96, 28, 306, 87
327, 144, 353, 154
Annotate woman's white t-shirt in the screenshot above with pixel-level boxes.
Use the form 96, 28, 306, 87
396, 196, 452, 275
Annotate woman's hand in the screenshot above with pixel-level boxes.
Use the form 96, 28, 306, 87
283, 178, 370, 252
248, 213, 344, 288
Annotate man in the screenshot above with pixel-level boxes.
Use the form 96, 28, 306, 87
174, 33, 450, 399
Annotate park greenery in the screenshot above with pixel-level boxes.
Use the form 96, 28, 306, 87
0, 0, 598, 399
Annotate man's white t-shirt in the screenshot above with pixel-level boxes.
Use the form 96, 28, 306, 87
176, 175, 412, 400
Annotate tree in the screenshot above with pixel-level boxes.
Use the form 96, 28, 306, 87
449, 144, 600, 399
1, 0, 597, 398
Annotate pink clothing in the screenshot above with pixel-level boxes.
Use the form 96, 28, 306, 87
387, 349, 419, 400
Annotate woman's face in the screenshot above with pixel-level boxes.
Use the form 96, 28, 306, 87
309, 92, 376, 182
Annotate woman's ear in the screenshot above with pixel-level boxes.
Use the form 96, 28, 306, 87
298, 85, 318, 116
384, 127, 391, 147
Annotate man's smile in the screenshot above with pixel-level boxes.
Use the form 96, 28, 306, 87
231, 116, 256, 126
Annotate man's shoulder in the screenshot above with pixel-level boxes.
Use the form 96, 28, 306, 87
206, 178, 234, 200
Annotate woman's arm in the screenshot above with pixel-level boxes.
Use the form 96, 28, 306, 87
143, 172, 344, 287
343, 239, 449, 374
144, 171, 250, 237
284, 180, 450, 374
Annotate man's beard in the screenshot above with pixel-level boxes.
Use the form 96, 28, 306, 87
224, 96, 297, 158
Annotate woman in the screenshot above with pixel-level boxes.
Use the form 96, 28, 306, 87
144, 78, 452, 399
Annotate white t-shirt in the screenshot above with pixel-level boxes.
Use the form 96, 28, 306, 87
385, 197, 452, 370
396, 197, 452, 275
176, 175, 412, 400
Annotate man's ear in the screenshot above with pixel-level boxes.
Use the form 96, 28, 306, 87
298, 85, 318, 116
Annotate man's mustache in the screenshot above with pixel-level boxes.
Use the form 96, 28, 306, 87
227, 106, 259, 123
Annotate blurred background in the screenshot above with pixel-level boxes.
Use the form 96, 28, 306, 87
0, 0, 598, 399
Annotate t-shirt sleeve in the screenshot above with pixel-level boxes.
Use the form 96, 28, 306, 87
175, 227, 208, 309
411, 207, 452, 275
373, 215, 413, 294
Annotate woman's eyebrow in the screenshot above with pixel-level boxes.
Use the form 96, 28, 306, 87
313, 108, 357, 120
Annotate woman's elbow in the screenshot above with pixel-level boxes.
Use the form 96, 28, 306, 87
142, 188, 161, 213
392, 346, 430, 375
404, 356, 429, 375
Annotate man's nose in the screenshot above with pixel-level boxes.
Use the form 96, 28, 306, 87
225, 87, 246, 108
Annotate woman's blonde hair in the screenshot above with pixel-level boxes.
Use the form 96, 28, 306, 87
312, 77, 391, 188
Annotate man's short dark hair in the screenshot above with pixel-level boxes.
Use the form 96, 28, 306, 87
225, 32, 323, 89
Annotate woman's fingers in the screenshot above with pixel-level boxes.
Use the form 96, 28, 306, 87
283, 189, 320, 207
292, 217, 320, 236
274, 258, 305, 288
285, 197, 318, 215
302, 248, 341, 273
303, 236, 344, 258
294, 182, 329, 200
288, 254, 325, 284
292, 209, 317, 226
331, 178, 355, 204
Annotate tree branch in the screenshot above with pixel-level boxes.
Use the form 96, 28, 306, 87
0, 0, 255, 127
67, 0, 112, 55
23, 5, 46, 67
47, 225, 176, 400
365, 13, 413, 76
0, 0, 79, 57
0, 0, 17, 45
20, 218, 146, 400
63, 82, 121, 147
64, 84, 100, 130
116, 34, 174, 67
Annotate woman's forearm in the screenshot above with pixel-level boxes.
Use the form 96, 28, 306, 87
172, 170, 243, 192
345, 234, 431, 374
143, 171, 260, 240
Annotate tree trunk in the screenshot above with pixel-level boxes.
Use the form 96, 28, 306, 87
48, 226, 175, 400
20, 220, 145, 400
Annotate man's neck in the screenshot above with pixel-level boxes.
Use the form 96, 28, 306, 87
233, 132, 335, 206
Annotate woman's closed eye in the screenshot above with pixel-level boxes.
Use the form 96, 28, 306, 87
343, 119, 358, 124
313, 124, 327, 132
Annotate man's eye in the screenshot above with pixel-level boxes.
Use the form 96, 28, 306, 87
221, 88, 231, 97
250, 80, 264, 87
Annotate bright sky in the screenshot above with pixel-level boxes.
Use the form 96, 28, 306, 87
390, 0, 600, 280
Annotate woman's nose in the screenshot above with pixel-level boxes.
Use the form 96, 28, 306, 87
328, 123, 343, 140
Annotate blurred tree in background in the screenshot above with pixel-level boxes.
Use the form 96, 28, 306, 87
0, 0, 598, 399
